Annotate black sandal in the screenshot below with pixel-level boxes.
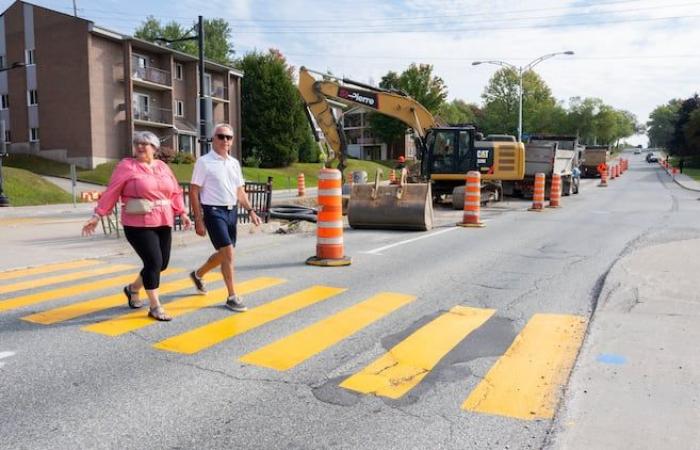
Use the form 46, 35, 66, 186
124, 285, 143, 309
148, 305, 172, 322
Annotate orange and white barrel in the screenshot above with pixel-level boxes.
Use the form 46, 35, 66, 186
599, 167, 608, 187
548, 173, 562, 208
530, 173, 545, 211
306, 168, 351, 266
458, 171, 485, 227
297, 173, 305, 197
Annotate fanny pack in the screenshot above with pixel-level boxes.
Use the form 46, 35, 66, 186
124, 198, 171, 215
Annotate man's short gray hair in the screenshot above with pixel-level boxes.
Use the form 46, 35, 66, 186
133, 131, 161, 149
211, 123, 233, 138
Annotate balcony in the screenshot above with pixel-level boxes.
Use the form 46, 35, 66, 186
132, 65, 172, 90
133, 107, 173, 128
209, 85, 229, 103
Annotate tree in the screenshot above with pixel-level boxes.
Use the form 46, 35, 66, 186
134, 17, 235, 65
670, 94, 700, 157
368, 64, 448, 157
684, 109, 700, 156
235, 50, 312, 167
565, 97, 603, 144
647, 100, 681, 149
479, 68, 560, 137
437, 99, 478, 125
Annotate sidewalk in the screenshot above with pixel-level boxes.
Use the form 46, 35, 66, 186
550, 239, 700, 449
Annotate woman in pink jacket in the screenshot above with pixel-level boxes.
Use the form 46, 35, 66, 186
82, 131, 192, 321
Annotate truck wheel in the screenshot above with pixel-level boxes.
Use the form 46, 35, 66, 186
562, 177, 573, 196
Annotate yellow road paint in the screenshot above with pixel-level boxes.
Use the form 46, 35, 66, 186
241, 292, 415, 371
462, 313, 587, 420
0, 264, 134, 296
22, 268, 190, 325
340, 305, 495, 399
0, 266, 138, 312
0, 259, 100, 281
84, 277, 285, 337
154, 285, 344, 355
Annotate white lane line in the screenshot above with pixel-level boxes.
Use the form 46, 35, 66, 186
361, 227, 459, 255
0, 351, 15, 368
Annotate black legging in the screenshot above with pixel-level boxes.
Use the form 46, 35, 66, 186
123, 226, 172, 290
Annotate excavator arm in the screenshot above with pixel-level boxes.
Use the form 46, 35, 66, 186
298, 67, 438, 172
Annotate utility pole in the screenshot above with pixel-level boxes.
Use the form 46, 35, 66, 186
197, 16, 211, 155
0, 120, 9, 206
154, 17, 211, 156
72, 0, 77, 16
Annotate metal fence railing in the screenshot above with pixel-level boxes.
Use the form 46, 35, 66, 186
176, 177, 273, 230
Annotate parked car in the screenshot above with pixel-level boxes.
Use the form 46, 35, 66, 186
634, 149, 641, 155
646, 152, 658, 163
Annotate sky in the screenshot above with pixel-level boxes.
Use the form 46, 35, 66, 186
6, 0, 700, 146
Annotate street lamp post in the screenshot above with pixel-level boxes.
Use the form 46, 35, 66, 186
0, 62, 27, 207
472, 51, 574, 142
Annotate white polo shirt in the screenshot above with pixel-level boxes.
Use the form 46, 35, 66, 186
190, 151, 245, 206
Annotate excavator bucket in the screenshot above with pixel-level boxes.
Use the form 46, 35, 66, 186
348, 170, 434, 231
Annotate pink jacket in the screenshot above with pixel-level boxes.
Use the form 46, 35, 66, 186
95, 158, 186, 228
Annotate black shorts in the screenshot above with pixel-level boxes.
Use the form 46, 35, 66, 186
202, 205, 238, 249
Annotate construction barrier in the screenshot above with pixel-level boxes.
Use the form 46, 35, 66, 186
458, 171, 485, 227
297, 173, 305, 197
389, 169, 396, 184
610, 164, 617, 179
598, 167, 608, 187
306, 168, 351, 267
548, 173, 562, 208
530, 173, 546, 211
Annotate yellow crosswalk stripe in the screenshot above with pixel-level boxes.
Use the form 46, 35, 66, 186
84, 277, 286, 337
0, 264, 134, 296
0, 259, 100, 281
340, 305, 495, 399
462, 313, 587, 420
240, 292, 415, 371
21, 268, 192, 325
0, 265, 137, 312
154, 285, 345, 355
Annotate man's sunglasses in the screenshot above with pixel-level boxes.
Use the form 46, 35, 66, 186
216, 134, 234, 141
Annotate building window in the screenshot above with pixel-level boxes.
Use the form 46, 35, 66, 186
27, 89, 38, 106
29, 127, 39, 142
4, 130, 10, 143
1, 94, 8, 110
204, 73, 212, 96
25, 49, 35, 65
175, 100, 184, 117
178, 135, 194, 154
175, 63, 183, 80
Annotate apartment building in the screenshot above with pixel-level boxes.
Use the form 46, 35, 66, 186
0, 1, 243, 168
342, 107, 413, 161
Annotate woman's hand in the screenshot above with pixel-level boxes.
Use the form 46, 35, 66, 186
180, 214, 192, 231
82, 215, 100, 236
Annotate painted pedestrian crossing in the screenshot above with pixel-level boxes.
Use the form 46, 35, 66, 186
1, 260, 588, 420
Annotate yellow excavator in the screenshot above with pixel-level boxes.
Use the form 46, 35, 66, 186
298, 67, 525, 231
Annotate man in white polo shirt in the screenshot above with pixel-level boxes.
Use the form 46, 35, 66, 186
189, 123, 261, 312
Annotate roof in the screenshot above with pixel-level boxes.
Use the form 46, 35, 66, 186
2, 1, 242, 77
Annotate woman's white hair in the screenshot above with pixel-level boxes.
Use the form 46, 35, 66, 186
132, 131, 161, 149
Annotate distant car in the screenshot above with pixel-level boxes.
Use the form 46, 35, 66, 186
634, 149, 641, 155
646, 153, 658, 163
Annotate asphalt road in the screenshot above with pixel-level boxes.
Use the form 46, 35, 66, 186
1, 152, 696, 449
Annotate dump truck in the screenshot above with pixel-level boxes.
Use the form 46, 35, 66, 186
502, 134, 581, 198
298, 67, 525, 231
581, 145, 610, 177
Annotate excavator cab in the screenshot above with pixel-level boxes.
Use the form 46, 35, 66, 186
422, 127, 524, 198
